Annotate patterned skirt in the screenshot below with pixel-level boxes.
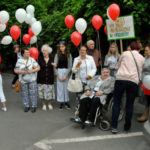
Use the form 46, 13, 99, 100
38, 84, 55, 100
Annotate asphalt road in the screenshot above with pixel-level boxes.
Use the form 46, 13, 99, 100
0, 74, 150, 150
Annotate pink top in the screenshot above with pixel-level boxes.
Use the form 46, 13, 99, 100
116, 50, 145, 84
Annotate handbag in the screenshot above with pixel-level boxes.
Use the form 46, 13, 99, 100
22, 58, 34, 83
130, 51, 142, 97
67, 72, 83, 93
15, 80, 21, 92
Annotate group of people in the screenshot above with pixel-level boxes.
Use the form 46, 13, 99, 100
0, 39, 150, 134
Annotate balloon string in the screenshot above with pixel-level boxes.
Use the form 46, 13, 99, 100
97, 30, 102, 73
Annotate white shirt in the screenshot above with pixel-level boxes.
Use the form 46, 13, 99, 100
72, 55, 97, 84
15, 57, 39, 83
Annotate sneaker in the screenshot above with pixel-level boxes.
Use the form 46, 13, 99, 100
65, 103, 71, 109
31, 107, 36, 113
42, 105, 47, 111
48, 104, 53, 110
111, 128, 119, 134
12, 84, 15, 88
2, 107, 7, 112
24, 107, 30, 112
74, 117, 81, 123
59, 103, 63, 110
84, 120, 93, 125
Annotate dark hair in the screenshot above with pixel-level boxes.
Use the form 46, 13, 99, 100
130, 40, 141, 51
57, 43, 70, 57
79, 45, 87, 51
21, 47, 29, 56
145, 43, 150, 48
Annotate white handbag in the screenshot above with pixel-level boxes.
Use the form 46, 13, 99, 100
67, 72, 83, 93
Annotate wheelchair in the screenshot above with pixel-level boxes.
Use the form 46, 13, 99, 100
71, 93, 114, 131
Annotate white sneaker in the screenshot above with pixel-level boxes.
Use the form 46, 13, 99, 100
2, 107, 7, 112
84, 120, 92, 125
74, 117, 81, 123
48, 104, 53, 110
42, 105, 47, 111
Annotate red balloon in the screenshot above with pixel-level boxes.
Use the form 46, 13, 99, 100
108, 4, 120, 21
30, 47, 39, 60
104, 25, 107, 35
141, 84, 150, 95
23, 34, 31, 45
71, 31, 82, 47
65, 15, 75, 29
92, 15, 103, 30
10, 25, 21, 40
28, 27, 34, 37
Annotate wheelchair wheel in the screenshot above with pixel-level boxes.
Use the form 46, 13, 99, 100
99, 120, 110, 131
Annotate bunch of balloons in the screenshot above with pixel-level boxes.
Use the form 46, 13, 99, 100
65, 15, 87, 47
0, 10, 12, 45
14, 4, 42, 45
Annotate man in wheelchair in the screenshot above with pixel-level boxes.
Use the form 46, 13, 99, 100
74, 68, 115, 126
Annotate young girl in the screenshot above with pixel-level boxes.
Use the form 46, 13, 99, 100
104, 42, 120, 76
54, 41, 72, 109
0, 56, 7, 112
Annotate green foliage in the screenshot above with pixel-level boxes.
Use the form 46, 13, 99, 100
0, 0, 150, 71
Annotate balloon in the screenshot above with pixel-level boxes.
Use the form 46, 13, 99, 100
143, 75, 150, 90
71, 31, 82, 47
104, 25, 107, 35
26, 5, 35, 14
30, 47, 39, 60
92, 15, 103, 30
65, 15, 75, 29
0, 24, 6, 32
141, 84, 150, 95
5, 22, 8, 27
1, 35, 12, 45
25, 13, 32, 24
31, 21, 42, 36
75, 18, 87, 34
0, 10, 9, 24
108, 4, 120, 21
10, 25, 21, 40
31, 17, 36, 24
28, 27, 34, 37
23, 34, 31, 45
30, 36, 37, 44
15, 8, 26, 23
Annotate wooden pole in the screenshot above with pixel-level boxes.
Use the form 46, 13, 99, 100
120, 39, 123, 54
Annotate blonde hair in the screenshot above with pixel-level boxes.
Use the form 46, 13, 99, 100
41, 44, 52, 54
107, 42, 119, 58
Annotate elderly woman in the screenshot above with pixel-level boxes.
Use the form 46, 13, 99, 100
72, 46, 97, 86
14, 47, 40, 113
37, 44, 56, 111
111, 40, 145, 134
75, 68, 114, 124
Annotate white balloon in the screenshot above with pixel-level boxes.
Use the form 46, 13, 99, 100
25, 13, 32, 24
30, 36, 37, 44
143, 75, 150, 90
1, 35, 12, 45
0, 10, 9, 24
75, 18, 87, 34
0, 24, 6, 32
15, 8, 26, 23
31, 21, 42, 36
30, 17, 37, 25
26, 5, 35, 14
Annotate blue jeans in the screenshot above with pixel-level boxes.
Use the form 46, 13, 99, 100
112, 80, 138, 130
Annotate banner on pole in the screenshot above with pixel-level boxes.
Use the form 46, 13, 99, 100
106, 15, 135, 40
